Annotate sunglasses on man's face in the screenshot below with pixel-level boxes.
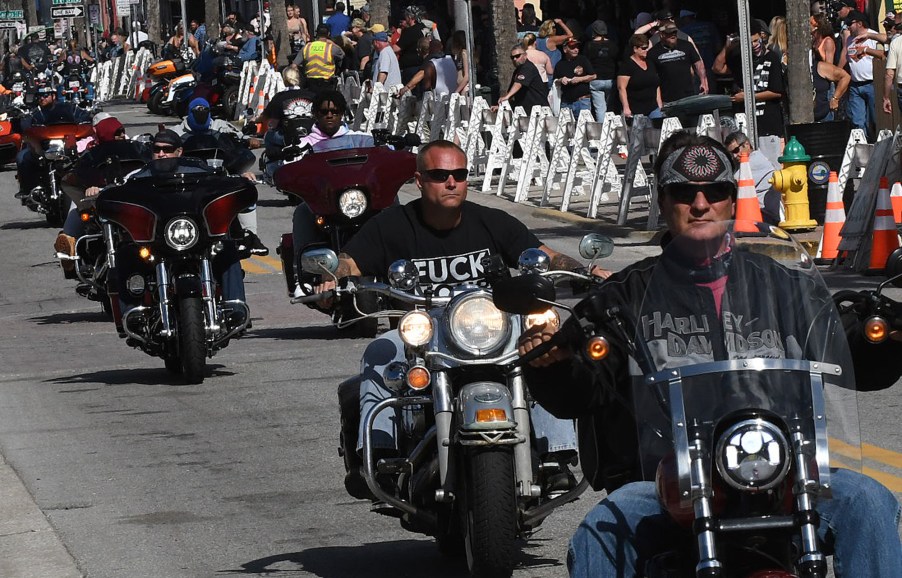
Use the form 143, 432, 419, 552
664, 182, 735, 205
422, 168, 469, 182
153, 145, 179, 154
510, 52, 525, 60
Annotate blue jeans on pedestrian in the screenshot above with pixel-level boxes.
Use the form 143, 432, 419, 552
357, 330, 578, 454
847, 82, 876, 140
568, 468, 902, 577
563, 97, 592, 119
589, 79, 613, 122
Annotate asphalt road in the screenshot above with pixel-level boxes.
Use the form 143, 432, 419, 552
0, 102, 898, 578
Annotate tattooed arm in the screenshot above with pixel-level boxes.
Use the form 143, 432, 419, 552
539, 244, 612, 278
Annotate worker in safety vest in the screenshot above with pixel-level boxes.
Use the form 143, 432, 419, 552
293, 24, 344, 91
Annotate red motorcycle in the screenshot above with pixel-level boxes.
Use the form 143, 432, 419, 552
273, 132, 418, 336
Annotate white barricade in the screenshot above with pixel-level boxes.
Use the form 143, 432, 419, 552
461, 96, 490, 173
238, 61, 260, 113
130, 49, 153, 102
94, 60, 113, 103
585, 112, 631, 218
493, 105, 549, 197
513, 106, 554, 203
559, 110, 605, 213
479, 102, 517, 192
540, 108, 576, 207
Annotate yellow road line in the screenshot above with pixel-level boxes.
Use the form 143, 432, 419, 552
830, 455, 902, 492
253, 255, 283, 271
830, 438, 902, 469
241, 259, 270, 274
241, 255, 283, 275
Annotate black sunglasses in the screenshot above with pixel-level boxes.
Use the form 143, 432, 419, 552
153, 144, 179, 153
510, 53, 525, 60
664, 182, 735, 205
317, 107, 342, 116
422, 168, 468, 182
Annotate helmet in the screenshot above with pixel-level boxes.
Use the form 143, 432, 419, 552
186, 97, 211, 132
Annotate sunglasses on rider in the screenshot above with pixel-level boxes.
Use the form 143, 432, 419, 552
153, 144, 179, 153
422, 168, 469, 182
663, 182, 736, 205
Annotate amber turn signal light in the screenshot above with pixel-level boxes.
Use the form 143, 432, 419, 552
864, 316, 888, 343
80, 212, 91, 222
476, 408, 507, 423
407, 366, 431, 390
138, 246, 152, 260
586, 335, 610, 360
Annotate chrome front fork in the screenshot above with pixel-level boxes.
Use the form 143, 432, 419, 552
155, 261, 174, 338
200, 257, 219, 333
509, 368, 538, 498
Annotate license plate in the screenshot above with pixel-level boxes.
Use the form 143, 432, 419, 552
68, 81, 80, 88
12, 83, 23, 92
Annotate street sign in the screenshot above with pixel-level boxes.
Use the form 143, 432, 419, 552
0, 21, 20, 29
52, 0, 82, 5
0, 10, 23, 20
88, 4, 99, 25
51, 5, 85, 18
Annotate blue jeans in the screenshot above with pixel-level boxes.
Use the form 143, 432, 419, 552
589, 79, 613, 122
563, 97, 592, 119
358, 330, 578, 454
847, 82, 876, 140
568, 469, 902, 577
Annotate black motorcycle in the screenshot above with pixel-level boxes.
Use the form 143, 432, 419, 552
95, 157, 257, 384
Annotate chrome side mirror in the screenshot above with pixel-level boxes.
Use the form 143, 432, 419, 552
578, 234, 614, 260
387, 259, 418, 290
300, 248, 339, 274
518, 248, 550, 273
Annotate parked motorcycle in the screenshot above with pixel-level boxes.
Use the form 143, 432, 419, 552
492, 223, 880, 578
275, 130, 419, 335
58, 140, 152, 311
20, 121, 94, 226
296, 243, 611, 577
94, 157, 256, 384
146, 52, 196, 117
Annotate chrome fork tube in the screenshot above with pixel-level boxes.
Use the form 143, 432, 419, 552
792, 427, 827, 577
509, 368, 535, 497
690, 427, 722, 577
200, 257, 219, 333
156, 261, 174, 338
102, 223, 117, 268
432, 371, 454, 491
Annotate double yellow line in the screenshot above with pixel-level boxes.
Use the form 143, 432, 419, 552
830, 438, 902, 492
241, 255, 283, 275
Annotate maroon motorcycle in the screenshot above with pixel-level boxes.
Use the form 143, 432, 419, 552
273, 132, 418, 336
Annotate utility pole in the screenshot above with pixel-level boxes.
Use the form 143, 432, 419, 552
368, 0, 389, 31
786, 0, 813, 124
145, 0, 160, 43
490, 0, 517, 101
22, 0, 37, 28
204, 0, 219, 42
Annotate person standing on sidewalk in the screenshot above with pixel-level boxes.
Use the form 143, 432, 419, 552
584, 20, 617, 121
647, 21, 707, 105
553, 38, 596, 118
844, 11, 883, 141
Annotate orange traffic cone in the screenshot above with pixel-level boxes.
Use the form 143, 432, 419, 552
734, 152, 763, 231
868, 176, 901, 271
816, 171, 844, 263
891, 181, 902, 224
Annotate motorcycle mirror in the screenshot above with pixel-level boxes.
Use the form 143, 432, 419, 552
493, 274, 557, 315
518, 248, 550, 273
885, 247, 902, 288
300, 247, 339, 274
578, 234, 614, 260
387, 259, 418, 290
403, 133, 422, 147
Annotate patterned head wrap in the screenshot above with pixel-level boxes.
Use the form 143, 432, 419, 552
657, 144, 736, 188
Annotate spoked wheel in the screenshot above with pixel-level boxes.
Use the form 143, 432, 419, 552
175, 297, 207, 384
222, 86, 240, 120
463, 448, 518, 578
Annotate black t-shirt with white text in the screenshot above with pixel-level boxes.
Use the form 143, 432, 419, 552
553, 55, 595, 103
509, 61, 549, 114
342, 199, 542, 295
647, 39, 700, 103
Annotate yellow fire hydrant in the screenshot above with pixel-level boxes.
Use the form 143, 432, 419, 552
770, 136, 817, 231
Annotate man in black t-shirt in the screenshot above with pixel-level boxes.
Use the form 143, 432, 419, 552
498, 44, 549, 114
584, 20, 618, 121
647, 22, 706, 103
394, 7, 429, 83
327, 140, 609, 498
554, 39, 596, 118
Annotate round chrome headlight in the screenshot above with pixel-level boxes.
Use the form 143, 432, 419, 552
398, 311, 433, 347
45, 139, 66, 161
164, 217, 199, 251
338, 188, 367, 218
447, 293, 510, 355
715, 418, 791, 492
126, 274, 146, 296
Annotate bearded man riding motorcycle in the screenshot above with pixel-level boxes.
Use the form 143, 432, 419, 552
317, 139, 611, 497
519, 132, 902, 577
15, 78, 92, 201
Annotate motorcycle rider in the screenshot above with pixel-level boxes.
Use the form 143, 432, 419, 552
518, 132, 902, 577
176, 97, 269, 257
318, 139, 610, 498
15, 77, 91, 201
259, 66, 315, 181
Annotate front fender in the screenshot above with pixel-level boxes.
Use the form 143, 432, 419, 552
458, 382, 516, 431
174, 274, 202, 298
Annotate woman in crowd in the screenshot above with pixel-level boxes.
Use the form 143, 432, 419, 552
448, 30, 471, 94
536, 18, 573, 74
811, 13, 837, 65
768, 15, 788, 66
617, 33, 662, 119
521, 32, 553, 84
518, 3, 540, 38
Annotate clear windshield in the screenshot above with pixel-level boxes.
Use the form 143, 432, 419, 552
632, 222, 861, 500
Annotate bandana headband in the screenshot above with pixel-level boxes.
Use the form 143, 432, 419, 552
658, 144, 736, 188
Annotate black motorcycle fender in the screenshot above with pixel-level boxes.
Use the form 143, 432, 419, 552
173, 274, 203, 298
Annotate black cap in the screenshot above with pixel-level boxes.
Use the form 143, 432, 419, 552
750, 18, 771, 36
839, 0, 857, 7
152, 129, 182, 148
844, 10, 868, 27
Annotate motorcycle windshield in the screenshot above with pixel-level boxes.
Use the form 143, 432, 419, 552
631, 222, 861, 502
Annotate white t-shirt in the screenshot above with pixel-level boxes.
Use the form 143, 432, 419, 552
886, 35, 902, 83
373, 45, 401, 87
846, 29, 878, 81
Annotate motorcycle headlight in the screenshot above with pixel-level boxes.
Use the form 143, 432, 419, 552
338, 188, 367, 218
45, 139, 66, 161
126, 274, 146, 296
164, 217, 199, 251
715, 418, 791, 492
447, 293, 510, 355
398, 311, 433, 347
525, 308, 560, 331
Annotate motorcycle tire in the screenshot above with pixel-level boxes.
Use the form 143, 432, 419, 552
463, 448, 518, 578
222, 85, 240, 120
148, 91, 165, 115
45, 193, 68, 228
176, 297, 207, 384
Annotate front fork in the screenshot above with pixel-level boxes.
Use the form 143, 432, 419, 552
200, 257, 219, 334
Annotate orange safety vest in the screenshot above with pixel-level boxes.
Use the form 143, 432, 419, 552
303, 40, 335, 79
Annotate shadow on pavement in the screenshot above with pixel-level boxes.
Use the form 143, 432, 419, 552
243, 325, 345, 341
45, 365, 234, 386
256, 197, 295, 208
1, 220, 51, 230
225, 539, 563, 577
30, 311, 109, 325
